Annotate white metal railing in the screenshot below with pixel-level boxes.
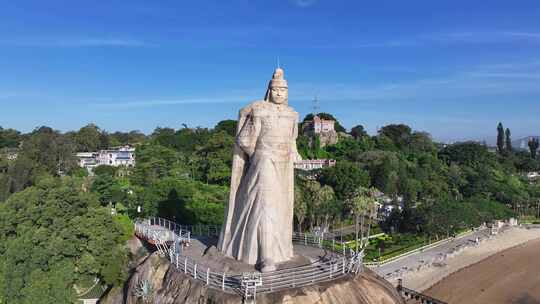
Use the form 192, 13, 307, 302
134, 217, 363, 297
363, 227, 482, 268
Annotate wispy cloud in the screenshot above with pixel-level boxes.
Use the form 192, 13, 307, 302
91, 96, 258, 109
0, 37, 154, 48
88, 59, 540, 110
427, 31, 540, 44
315, 30, 540, 50
291, 0, 318, 8
292, 59, 540, 102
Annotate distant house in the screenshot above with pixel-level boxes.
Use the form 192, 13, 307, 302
307, 115, 335, 134
96, 146, 135, 167
301, 115, 339, 147
513, 136, 540, 151
1, 148, 18, 161
294, 159, 336, 171
373, 190, 404, 218
527, 172, 540, 180
76, 152, 99, 170
76, 145, 135, 172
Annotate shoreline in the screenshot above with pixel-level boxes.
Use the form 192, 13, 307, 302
395, 226, 540, 292
424, 235, 540, 303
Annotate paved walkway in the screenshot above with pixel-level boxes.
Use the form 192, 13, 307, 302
372, 227, 492, 280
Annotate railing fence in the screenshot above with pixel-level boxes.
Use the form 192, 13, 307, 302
134, 217, 364, 298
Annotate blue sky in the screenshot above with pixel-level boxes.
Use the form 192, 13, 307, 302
1, 0, 539, 142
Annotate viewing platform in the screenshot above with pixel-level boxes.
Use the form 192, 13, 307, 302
134, 217, 364, 300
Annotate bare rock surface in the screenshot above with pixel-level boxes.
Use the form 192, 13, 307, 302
182, 237, 333, 273
109, 252, 404, 304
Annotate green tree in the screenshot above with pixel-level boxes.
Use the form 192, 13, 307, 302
325, 137, 373, 162
505, 128, 512, 153
439, 142, 496, 168
304, 180, 322, 230
131, 144, 187, 186
408, 131, 436, 154
93, 165, 117, 177
91, 174, 123, 206
318, 185, 337, 230
529, 138, 539, 159
214, 120, 238, 137
378, 124, 412, 149
345, 186, 378, 250
294, 181, 308, 232
0, 127, 21, 149
194, 131, 234, 185
0, 177, 128, 303
350, 125, 368, 140
497, 122, 505, 154
139, 177, 227, 225
75, 124, 103, 152
319, 161, 370, 200
152, 127, 177, 148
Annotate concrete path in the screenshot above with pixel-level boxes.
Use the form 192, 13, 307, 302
372, 227, 492, 281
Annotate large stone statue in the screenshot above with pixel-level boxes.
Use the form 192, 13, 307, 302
218, 68, 301, 272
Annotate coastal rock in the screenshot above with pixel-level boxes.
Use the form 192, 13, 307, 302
109, 252, 404, 304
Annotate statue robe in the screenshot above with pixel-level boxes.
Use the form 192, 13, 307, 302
218, 100, 300, 265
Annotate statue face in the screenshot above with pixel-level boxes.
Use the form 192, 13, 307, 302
269, 87, 288, 104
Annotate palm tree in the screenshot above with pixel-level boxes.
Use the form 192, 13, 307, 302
345, 186, 378, 252
294, 186, 308, 233
305, 180, 322, 231
318, 185, 336, 231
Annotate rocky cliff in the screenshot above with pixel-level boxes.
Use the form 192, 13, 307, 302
102, 252, 404, 304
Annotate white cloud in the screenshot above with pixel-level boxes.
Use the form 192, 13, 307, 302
89, 59, 540, 111
312, 30, 540, 50
291, 0, 317, 8
427, 31, 540, 44
92, 96, 258, 109
0, 37, 154, 48
292, 59, 540, 102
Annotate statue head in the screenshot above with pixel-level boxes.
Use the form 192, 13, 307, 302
265, 68, 288, 105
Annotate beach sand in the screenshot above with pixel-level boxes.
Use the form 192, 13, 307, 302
400, 227, 540, 294
424, 236, 540, 303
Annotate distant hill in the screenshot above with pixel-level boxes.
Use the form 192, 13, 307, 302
512, 136, 540, 151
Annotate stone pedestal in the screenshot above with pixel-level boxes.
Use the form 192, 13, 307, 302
102, 252, 405, 304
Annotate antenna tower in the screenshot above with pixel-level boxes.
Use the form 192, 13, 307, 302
312, 95, 320, 116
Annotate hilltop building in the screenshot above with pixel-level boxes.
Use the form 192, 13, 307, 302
76, 145, 135, 172
302, 115, 339, 147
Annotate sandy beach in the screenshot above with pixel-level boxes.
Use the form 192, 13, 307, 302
424, 235, 540, 303
399, 227, 540, 293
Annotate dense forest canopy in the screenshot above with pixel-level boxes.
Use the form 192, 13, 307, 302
0, 118, 539, 302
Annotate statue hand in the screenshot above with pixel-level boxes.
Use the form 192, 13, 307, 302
291, 151, 302, 162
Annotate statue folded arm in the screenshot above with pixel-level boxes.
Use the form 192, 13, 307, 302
291, 115, 302, 162
236, 109, 261, 157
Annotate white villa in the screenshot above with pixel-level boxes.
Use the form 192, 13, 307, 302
76, 145, 135, 172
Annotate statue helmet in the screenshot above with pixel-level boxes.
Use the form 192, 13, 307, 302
264, 68, 288, 102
